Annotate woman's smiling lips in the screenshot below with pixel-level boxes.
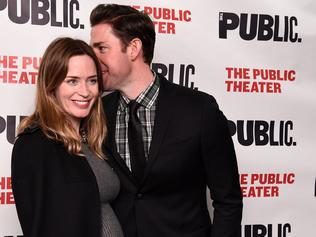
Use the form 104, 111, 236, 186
72, 99, 91, 109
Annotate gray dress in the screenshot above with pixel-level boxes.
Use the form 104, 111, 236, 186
82, 144, 124, 237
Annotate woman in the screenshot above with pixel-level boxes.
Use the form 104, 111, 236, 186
11, 37, 124, 237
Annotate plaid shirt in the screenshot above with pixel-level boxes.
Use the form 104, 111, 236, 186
115, 73, 160, 170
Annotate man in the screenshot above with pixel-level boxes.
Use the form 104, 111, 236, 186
90, 4, 242, 237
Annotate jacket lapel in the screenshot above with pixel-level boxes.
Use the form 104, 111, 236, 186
103, 92, 138, 185
142, 76, 175, 183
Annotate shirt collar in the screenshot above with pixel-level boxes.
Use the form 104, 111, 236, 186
118, 71, 160, 111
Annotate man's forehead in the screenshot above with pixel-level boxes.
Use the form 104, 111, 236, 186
92, 23, 113, 33
91, 24, 114, 38
90, 26, 108, 45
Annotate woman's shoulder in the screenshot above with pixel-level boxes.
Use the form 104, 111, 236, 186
13, 124, 58, 159
15, 124, 47, 147
12, 125, 53, 175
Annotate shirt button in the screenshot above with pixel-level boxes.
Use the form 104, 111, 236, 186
136, 193, 143, 199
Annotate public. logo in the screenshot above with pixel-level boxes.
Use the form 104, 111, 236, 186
0, 0, 84, 28
314, 177, 316, 197
242, 223, 292, 237
0, 115, 25, 144
152, 63, 198, 90
228, 120, 296, 146
219, 12, 302, 43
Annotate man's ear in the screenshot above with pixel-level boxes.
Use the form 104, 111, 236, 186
129, 38, 142, 61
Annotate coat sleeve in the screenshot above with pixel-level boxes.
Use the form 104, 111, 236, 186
11, 134, 45, 237
200, 95, 243, 237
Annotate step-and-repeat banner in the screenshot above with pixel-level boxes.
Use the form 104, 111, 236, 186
1, 0, 315, 236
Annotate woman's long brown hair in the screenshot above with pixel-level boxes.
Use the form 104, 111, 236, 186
18, 37, 106, 159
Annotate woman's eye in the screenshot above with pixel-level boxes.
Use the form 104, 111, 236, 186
66, 79, 78, 85
88, 78, 98, 85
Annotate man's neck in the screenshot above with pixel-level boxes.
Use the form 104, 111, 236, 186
121, 65, 154, 100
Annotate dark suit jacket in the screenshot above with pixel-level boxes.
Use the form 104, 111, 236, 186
103, 75, 243, 237
11, 126, 101, 237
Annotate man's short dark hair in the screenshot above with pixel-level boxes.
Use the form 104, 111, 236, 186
90, 4, 156, 65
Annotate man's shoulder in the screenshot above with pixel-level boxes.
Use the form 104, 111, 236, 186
158, 74, 217, 106
101, 91, 120, 111
102, 91, 120, 103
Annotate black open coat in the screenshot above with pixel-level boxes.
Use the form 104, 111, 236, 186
11, 127, 101, 237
